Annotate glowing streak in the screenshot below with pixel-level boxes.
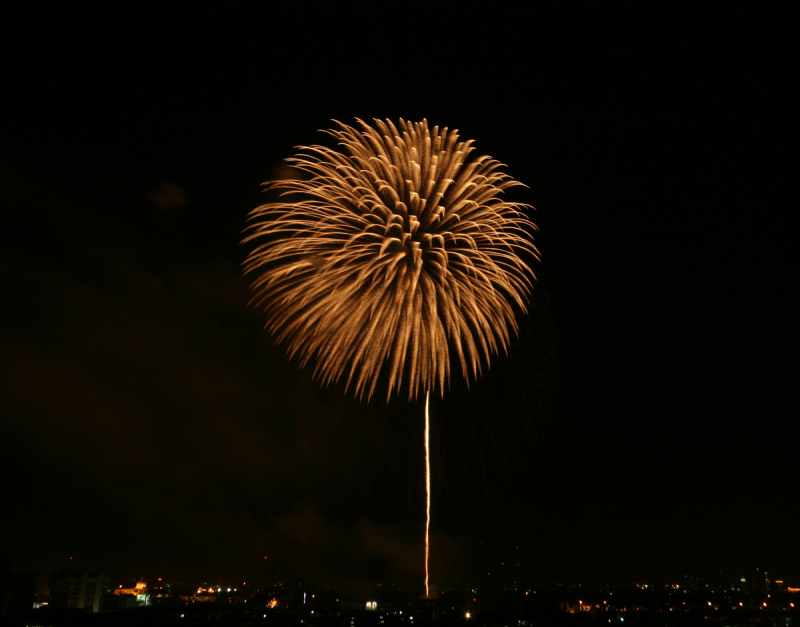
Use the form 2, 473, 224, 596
425, 391, 431, 599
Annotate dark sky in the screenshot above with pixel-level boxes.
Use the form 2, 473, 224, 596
1, 8, 794, 591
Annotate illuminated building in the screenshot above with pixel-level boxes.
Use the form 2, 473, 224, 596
114, 578, 149, 606
48, 570, 110, 613
114, 578, 147, 596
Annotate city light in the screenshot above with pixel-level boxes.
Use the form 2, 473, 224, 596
35, 567, 798, 619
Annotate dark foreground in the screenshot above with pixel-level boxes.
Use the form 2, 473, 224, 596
5, 583, 799, 627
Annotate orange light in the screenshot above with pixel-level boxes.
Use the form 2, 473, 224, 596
424, 392, 431, 599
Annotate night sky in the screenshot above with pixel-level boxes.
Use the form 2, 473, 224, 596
1, 8, 794, 592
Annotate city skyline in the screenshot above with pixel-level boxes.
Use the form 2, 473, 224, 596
5, 565, 800, 625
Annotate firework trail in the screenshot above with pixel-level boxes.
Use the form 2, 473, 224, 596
244, 118, 537, 595
425, 391, 431, 597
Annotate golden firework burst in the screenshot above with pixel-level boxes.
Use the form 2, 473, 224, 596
243, 118, 538, 401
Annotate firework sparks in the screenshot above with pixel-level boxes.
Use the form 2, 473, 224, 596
243, 118, 537, 402
244, 118, 537, 596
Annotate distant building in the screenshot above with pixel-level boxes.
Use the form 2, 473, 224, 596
735, 567, 772, 593
115, 578, 146, 596
1, 572, 38, 616
194, 594, 217, 602
48, 570, 110, 612
114, 578, 150, 606
104, 592, 136, 611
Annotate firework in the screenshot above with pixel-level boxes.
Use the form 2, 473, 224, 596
245, 118, 537, 598
243, 118, 538, 402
